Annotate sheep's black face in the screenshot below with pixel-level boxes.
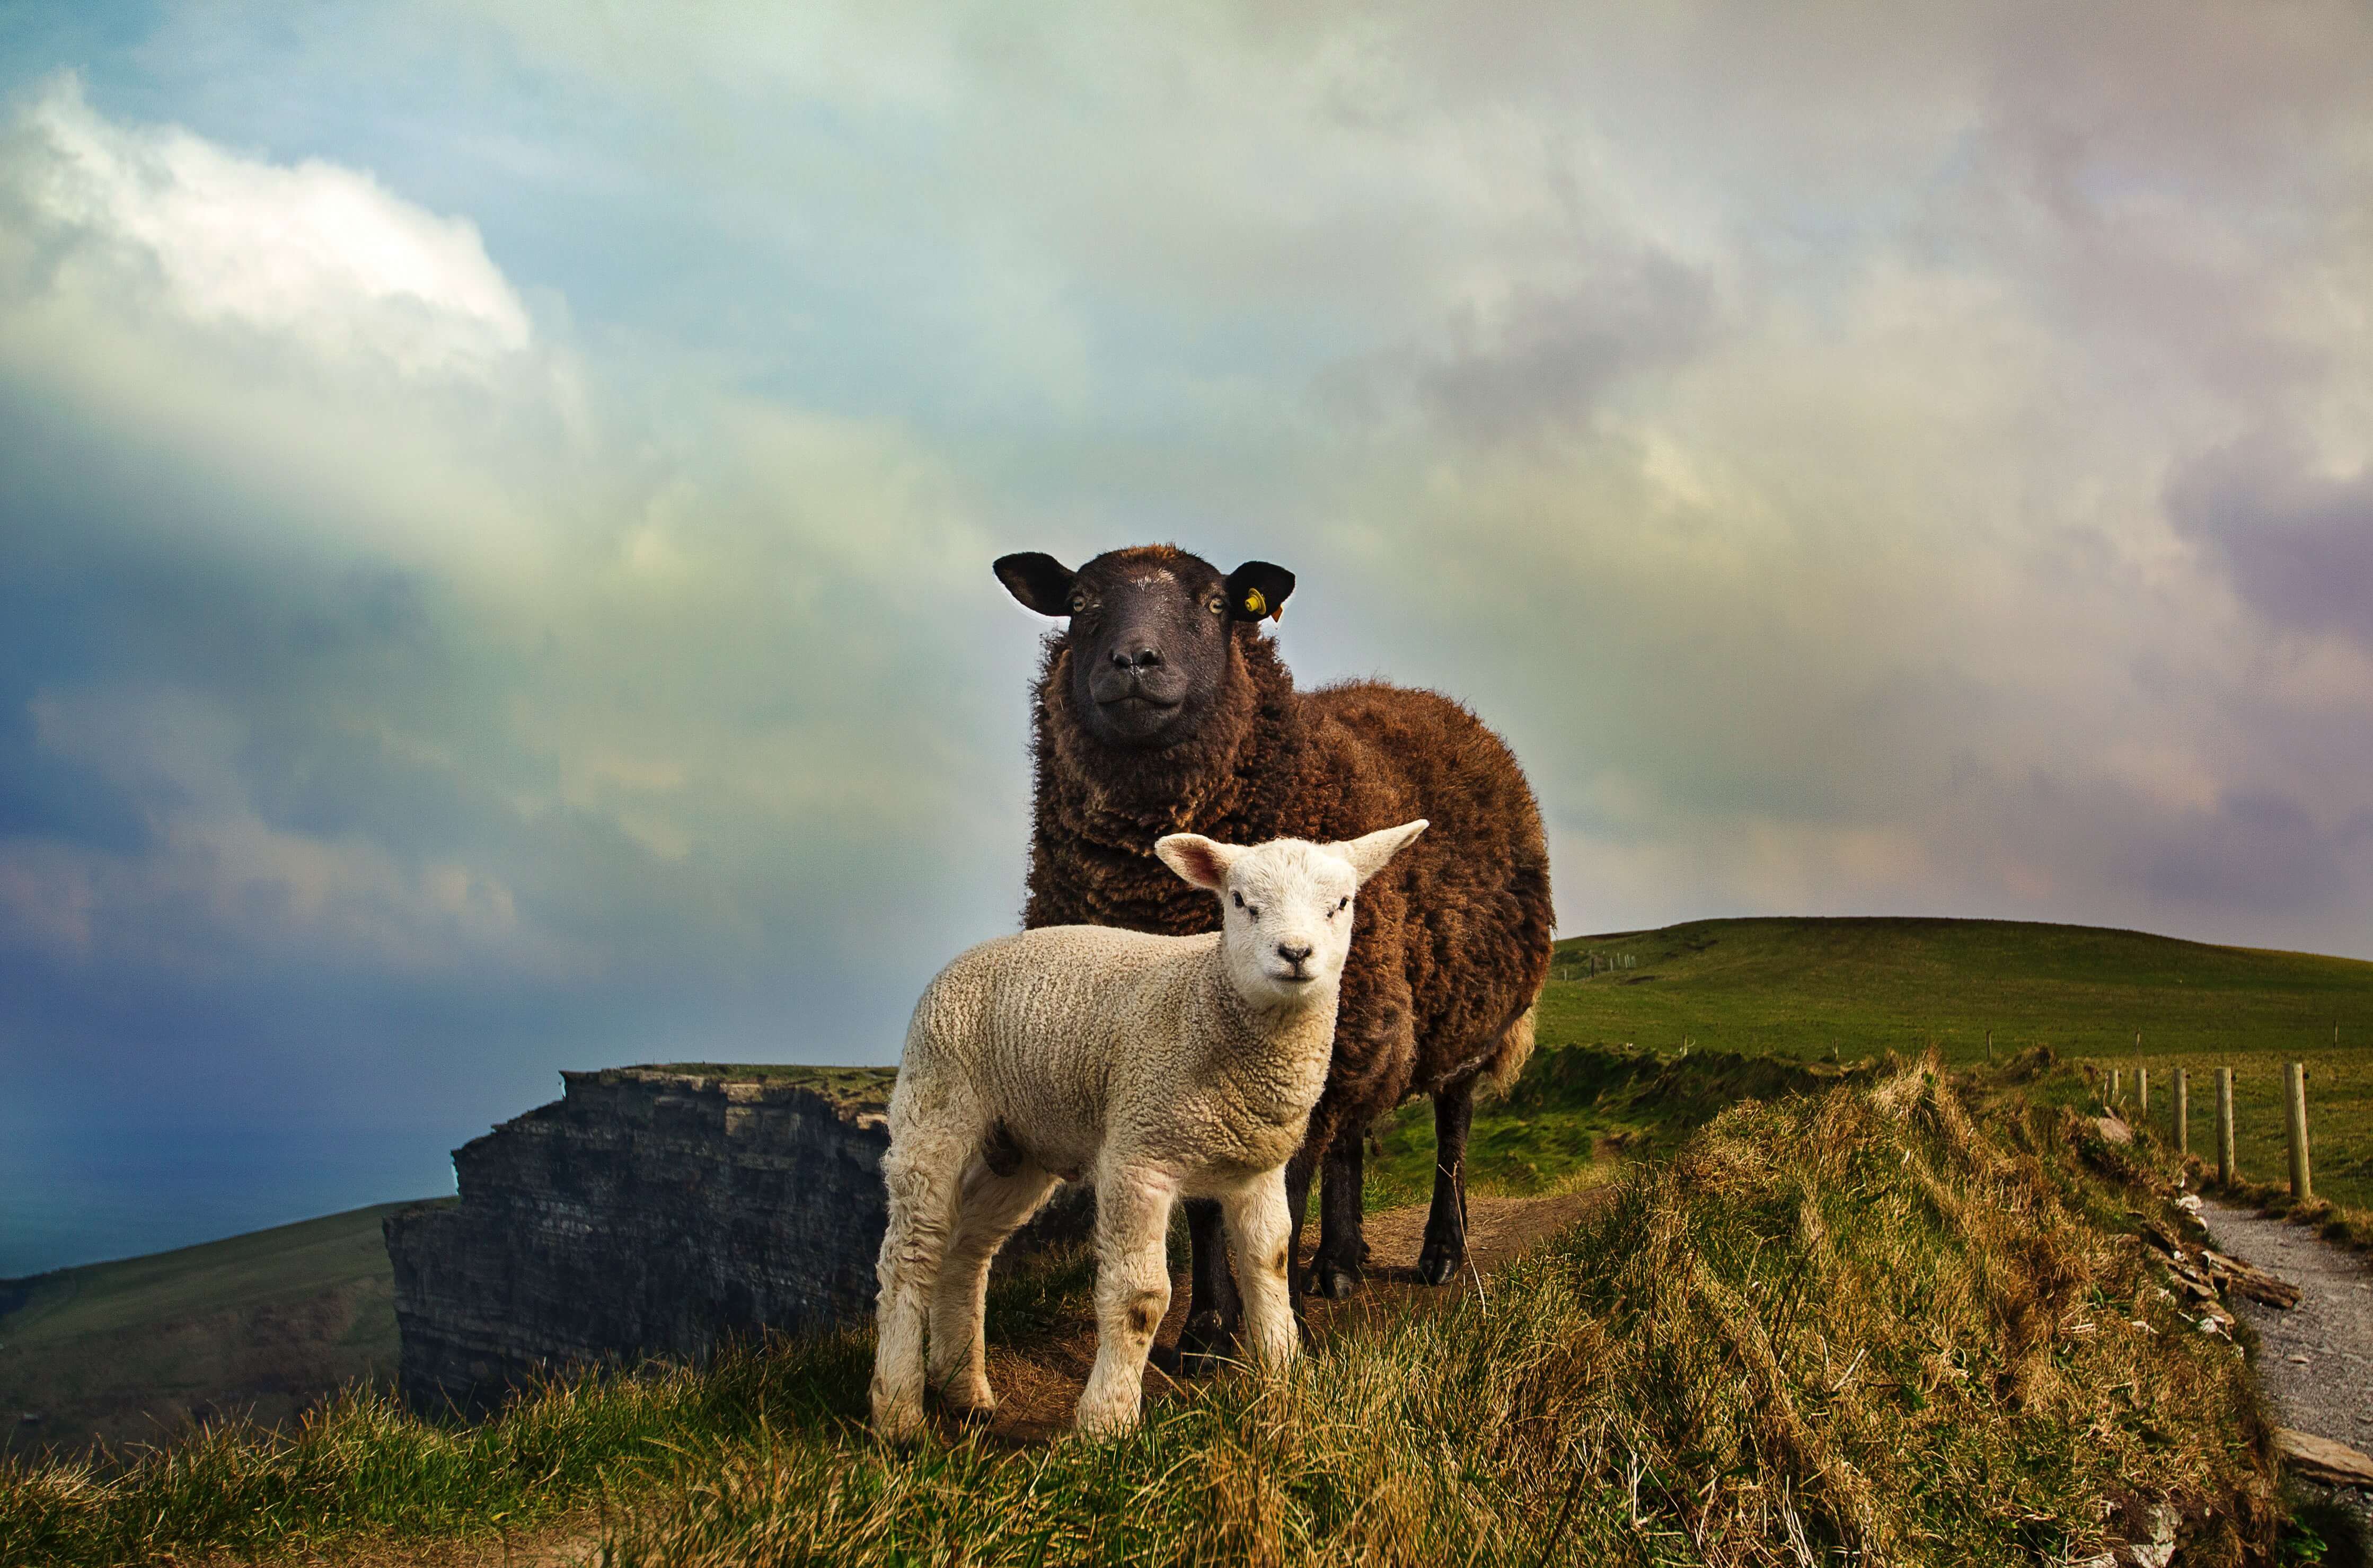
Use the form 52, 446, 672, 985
994, 546, 1296, 750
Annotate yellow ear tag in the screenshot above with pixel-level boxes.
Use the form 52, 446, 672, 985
1243, 588, 1266, 617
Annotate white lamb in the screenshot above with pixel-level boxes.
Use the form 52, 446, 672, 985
868, 819, 1428, 1439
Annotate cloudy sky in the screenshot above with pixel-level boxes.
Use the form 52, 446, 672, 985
4, 2, 2370, 1272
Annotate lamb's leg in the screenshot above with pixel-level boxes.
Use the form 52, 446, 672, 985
1309, 1124, 1366, 1300
1416, 1077, 1475, 1287
869, 1130, 964, 1440
1220, 1173, 1298, 1372
1169, 1197, 1242, 1377
927, 1156, 1057, 1416
1076, 1166, 1178, 1436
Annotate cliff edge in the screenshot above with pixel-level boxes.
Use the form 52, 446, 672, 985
385, 1064, 894, 1415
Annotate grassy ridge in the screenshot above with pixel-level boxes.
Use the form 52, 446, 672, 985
0, 1060, 2282, 1566
1365, 1043, 1858, 1211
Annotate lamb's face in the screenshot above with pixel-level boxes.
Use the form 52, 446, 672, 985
1214, 840, 1363, 1007
1152, 820, 1429, 1011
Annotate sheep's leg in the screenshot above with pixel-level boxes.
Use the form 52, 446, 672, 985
927, 1156, 1057, 1416
1220, 1173, 1298, 1372
1076, 1166, 1178, 1435
1416, 1078, 1475, 1286
1309, 1125, 1367, 1300
1168, 1197, 1242, 1377
1280, 1146, 1319, 1302
869, 1128, 966, 1440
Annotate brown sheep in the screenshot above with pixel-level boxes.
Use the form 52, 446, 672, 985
993, 543, 1554, 1368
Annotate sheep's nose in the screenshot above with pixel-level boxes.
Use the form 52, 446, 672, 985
1277, 942, 1313, 968
1109, 643, 1163, 671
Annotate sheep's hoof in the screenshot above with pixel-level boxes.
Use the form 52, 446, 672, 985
1313, 1265, 1363, 1300
1415, 1237, 1464, 1286
1172, 1311, 1237, 1377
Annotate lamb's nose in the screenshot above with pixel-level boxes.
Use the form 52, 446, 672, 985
1277, 942, 1313, 968
1109, 644, 1163, 671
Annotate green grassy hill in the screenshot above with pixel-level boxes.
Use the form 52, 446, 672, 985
0, 1200, 444, 1458
1516, 916, 2373, 1209
1540, 916, 2372, 1061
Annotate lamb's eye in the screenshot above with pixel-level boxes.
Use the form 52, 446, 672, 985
1206, 595, 1226, 616
1069, 592, 1090, 614
1231, 891, 1243, 909
1337, 896, 1350, 912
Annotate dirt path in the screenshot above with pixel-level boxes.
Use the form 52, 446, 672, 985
2195, 1200, 2373, 1449
2195, 1198, 2373, 1528
975, 1186, 1611, 1443
282, 1509, 601, 1567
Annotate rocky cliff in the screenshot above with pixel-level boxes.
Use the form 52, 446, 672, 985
384, 1064, 897, 1415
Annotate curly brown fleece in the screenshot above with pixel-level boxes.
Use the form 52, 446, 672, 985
1020, 570, 1554, 1161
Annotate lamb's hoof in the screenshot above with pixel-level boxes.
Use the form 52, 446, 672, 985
1415, 1237, 1463, 1286
945, 1390, 998, 1423
1173, 1310, 1238, 1377
1313, 1265, 1363, 1300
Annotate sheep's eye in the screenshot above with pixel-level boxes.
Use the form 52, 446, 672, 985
1231, 891, 1243, 909
1206, 595, 1226, 617
1068, 593, 1090, 614
1337, 896, 1350, 912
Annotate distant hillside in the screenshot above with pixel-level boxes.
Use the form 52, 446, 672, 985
0, 1200, 442, 1458
1540, 916, 2373, 1061
1525, 916, 2373, 1209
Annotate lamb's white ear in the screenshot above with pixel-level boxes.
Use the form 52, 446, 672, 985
1155, 832, 1243, 891
1337, 819, 1428, 885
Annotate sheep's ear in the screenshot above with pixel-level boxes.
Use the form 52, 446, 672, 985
1224, 560, 1296, 623
994, 553, 1078, 616
1337, 819, 1428, 885
1154, 832, 1242, 891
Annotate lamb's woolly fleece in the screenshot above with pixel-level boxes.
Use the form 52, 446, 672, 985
897, 922, 1335, 1194
870, 825, 1421, 1439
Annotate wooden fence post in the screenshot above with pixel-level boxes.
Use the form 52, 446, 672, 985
2216, 1067, 2235, 1185
2284, 1061, 2313, 1201
2111, 1068, 2122, 1104
2139, 1067, 2150, 1118
2174, 1068, 2189, 1157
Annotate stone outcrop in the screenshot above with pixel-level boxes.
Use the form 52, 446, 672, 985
385, 1064, 897, 1415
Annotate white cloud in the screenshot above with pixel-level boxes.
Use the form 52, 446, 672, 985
11, 73, 529, 376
